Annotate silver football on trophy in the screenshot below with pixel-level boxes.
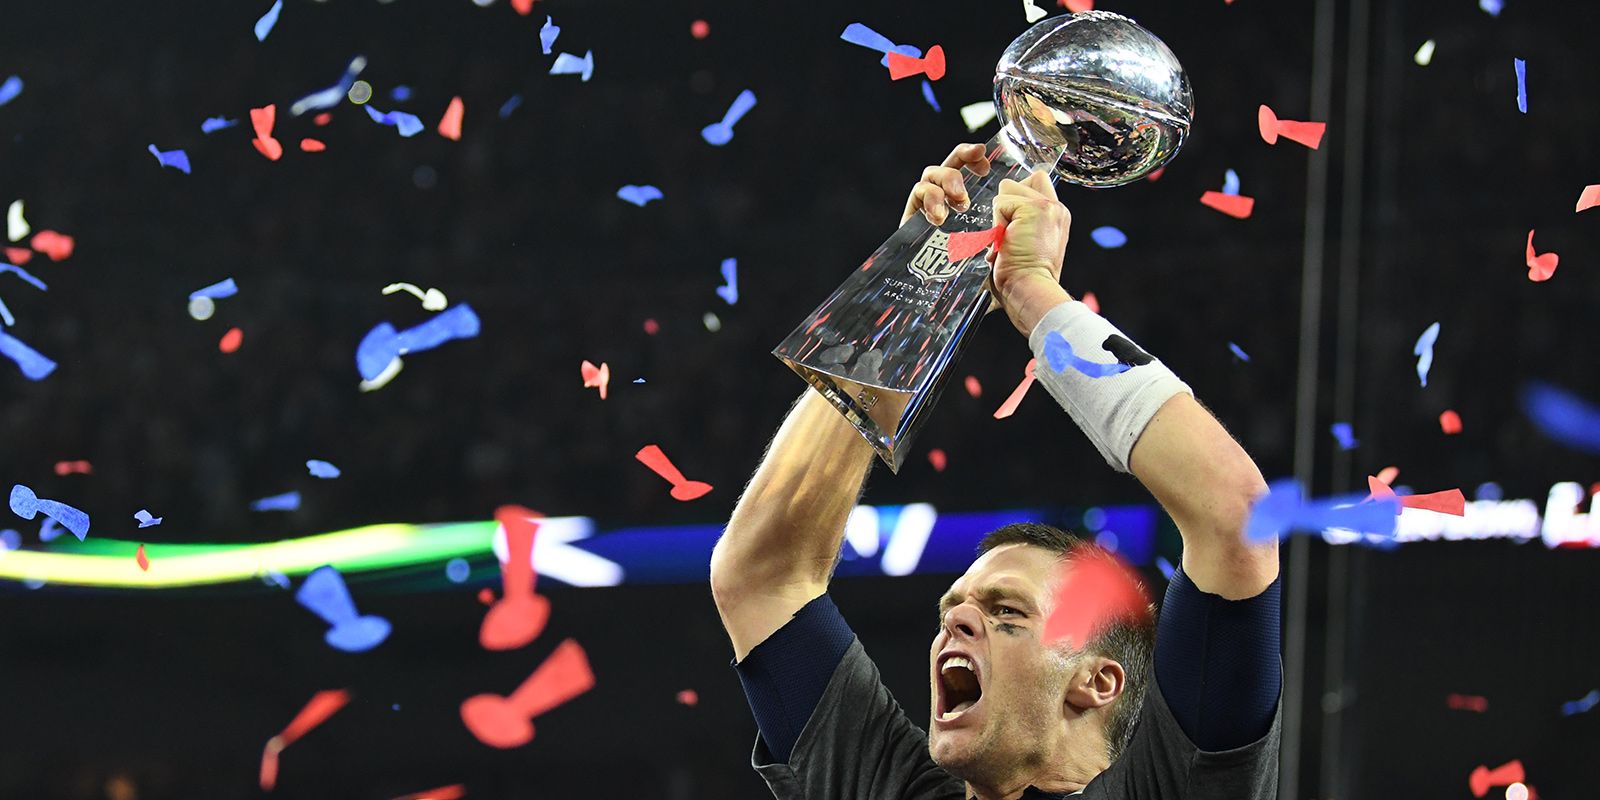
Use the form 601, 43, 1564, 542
994, 11, 1192, 187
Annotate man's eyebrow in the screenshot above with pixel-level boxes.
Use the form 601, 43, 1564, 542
937, 585, 1035, 616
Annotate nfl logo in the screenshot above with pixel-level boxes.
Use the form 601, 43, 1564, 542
907, 230, 964, 283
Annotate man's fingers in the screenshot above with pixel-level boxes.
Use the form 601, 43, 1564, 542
1022, 167, 1057, 199
940, 142, 989, 170
922, 166, 969, 209
906, 182, 951, 225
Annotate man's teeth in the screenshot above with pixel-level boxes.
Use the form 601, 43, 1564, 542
941, 656, 974, 674
939, 701, 976, 721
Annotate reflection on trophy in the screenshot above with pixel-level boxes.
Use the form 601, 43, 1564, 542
773, 11, 1194, 472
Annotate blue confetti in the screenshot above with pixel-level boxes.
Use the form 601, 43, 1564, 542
364, 105, 424, 137
0, 76, 21, 108
356, 304, 481, 381
389, 85, 411, 102
0, 263, 47, 293
1245, 478, 1399, 546
0, 297, 10, 327
254, 0, 283, 42
296, 565, 391, 652
306, 459, 342, 479
1561, 689, 1600, 716
445, 557, 470, 583
134, 509, 162, 528
616, 184, 664, 207
921, 80, 941, 112
1089, 226, 1128, 249
1514, 58, 1527, 114
839, 23, 921, 68
498, 94, 523, 119
1480, 0, 1503, 17
550, 50, 594, 82
1413, 321, 1440, 387
290, 55, 367, 116
1330, 422, 1359, 450
1043, 331, 1133, 379
716, 258, 738, 305
1222, 169, 1240, 196
0, 529, 18, 550
200, 116, 239, 134
250, 491, 301, 512
632, 378, 645, 384
1521, 382, 1600, 455
189, 277, 238, 301
1228, 342, 1251, 362
0, 330, 56, 380
1155, 555, 1175, 580
540, 15, 561, 55
9, 484, 89, 541
702, 89, 756, 146
262, 569, 291, 589
147, 144, 192, 175
38, 517, 65, 543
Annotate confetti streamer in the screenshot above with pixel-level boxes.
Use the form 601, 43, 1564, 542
0, 330, 56, 380
254, 0, 283, 41
306, 460, 341, 479
887, 45, 946, 81
1043, 331, 1132, 379
580, 360, 609, 399
1200, 191, 1254, 218
1576, 184, 1600, 212
1446, 693, 1488, 712
1329, 422, 1358, 450
481, 505, 550, 651
839, 23, 921, 68
1561, 689, 1600, 716
147, 144, 192, 174
921, 80, 941, 112
1245, 479, 1399, 545
134, 509, 162, 528
1089, 226, 1127, 248
994, 358, 1038, 419
616, 185, 663, 207
355, 304, 481, 381
391, 786, 466, 800
364, 105, 424, 137
964, 375, 982, 398
549, 51, 594, 82
1042, 544, 1148, 648
946, 224, 1005, 262
296, 565, 391, 652
1520, 382, 1600, 455
635, 444, 713, 501
0, 75, 21, 107
960, 101, 998, 132
928, 448, 948, 472
460, 638, 595, 748
1228, 342, 1251, 362
52, 460, 90, 475
1023, 0, 1049, 22
702, 89, 756, 146
9, 484, 90, 541
250, 491, 301, 512
382, 282, 447, 311
358, 357, 403, 392
200, 116, 237, 134
1221, 169, 1241, 196
260, 689, 351, 791
437, 96, 464, 141
1525, 229, 1558, 281
540, 16, 561, 54
715, 258, 738, 304
1469, 760, 1524, 799
190, 277, 238, 302
1513, 58, 1527, 113
1257, 104, 1326, 149
1413, 321, 1439, 387
1366, 477, 1465, 516
220, 327, 244, 353
136, 543, 150, 571
290, 56, 366, 116
1439, 409, 1462, 434
6, 199, 27, 242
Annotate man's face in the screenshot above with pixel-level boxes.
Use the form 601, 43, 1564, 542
928, 543, 1071, 782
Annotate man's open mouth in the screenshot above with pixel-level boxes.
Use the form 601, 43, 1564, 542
937, 654, 983, 722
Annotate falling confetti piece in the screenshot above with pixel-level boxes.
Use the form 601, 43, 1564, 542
391, 786, 467, 800
946, 224, 1005, 262
540, 16, 561, 54
313, 112, 331, 125
30, 230, 73, 262
391, 86, 412, 102
964, 375, 982, 398
306, 460, 341, 479
1561, 689, 1600, 716
1479, 0, 1502, 16
356, 304, 481, 381
254, 0, 283, 41
636, 445, 713, 501
1023, 0, 1048, 23
365, 106, 424, 137
676, 689, 699, 706
1245, 479, 1398, 545
1060, 0, 1093, 10
136, 544, 150, 571
290, 56, 367, 117
200, 116, 238, 133
1228, 342, 1251, 362
1145, 167, 1165, 182
1258, 104, 1326, 149
260, 689, 351, 791
249, 104, 283, 160
702, 90, 756, 146
1525, 229, 1558, 281
511, 0, 534, 14
6, 199, 27, 242
0, 330, 57, 380
715, 258, 738, 304
250, 491, 301, 512
481, 506, 550, 651
643, 318, 660, 335
1513, 58, 1527, 113
1080, 292, 1099, 313
887, 45, 946, 81
1413, 322, 1440, 387
840, 23, 921, 68
1446, 693, 1488, 712
438, 96, 464, 141
190, 277, 238, 303
297, 565, 391, 652
1439, 409, 1462, 434
1221, 169, 1241, 196
549, 51, 595, 82
921, 80, 941, 112
52, 460, 90, 476
1089, 226, 1127, 248
1576, 185, 1600, 212
960, 101, 998, 132
220, 327, 244, 353
1376, 465, 1400, 485
1469, 760, 1524, 799
1520, 382, 1600, 455
616, 185, 664, 207
1414, 39, 1436, 66
134, 509, 162, 528
0, 75, 21, 107
928, 448, 948, 472
382, 282, 448, 311
498, 95, 523, 118
1155, 555, 1175, 580
3, 246, 29, 265
147, 144, 192, 174
1043, 331, 1132, 378
994, 359, 1038, 419
460, 638, 595, 748
1200, 191, 1254, 218
580, 360, 610, 399
300, 138, 326, 152
9, 484, 89, 541
690, 19, 710, 39
1042, 544, 1147, 649
1365, 477, 1465, 516
1330, 422, 1358, 450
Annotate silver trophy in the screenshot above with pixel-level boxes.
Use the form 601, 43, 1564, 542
773, 11, 1193, 472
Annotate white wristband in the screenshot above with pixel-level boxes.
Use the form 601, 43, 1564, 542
1026, 300, 1192, 473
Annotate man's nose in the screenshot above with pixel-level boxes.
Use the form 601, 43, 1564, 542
942, 603, 984, 640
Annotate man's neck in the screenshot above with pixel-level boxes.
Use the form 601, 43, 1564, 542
963, 740, 1107, 800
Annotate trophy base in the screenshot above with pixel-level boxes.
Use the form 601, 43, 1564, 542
776, 358, 913, 472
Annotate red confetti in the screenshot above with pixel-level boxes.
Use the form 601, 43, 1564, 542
253, 136, 284, 161
1439, 409, 1462, 434
53, 460, 92, 476
963, 375, 982, 398
1469, 760, 1525, 798
690, 19, 710, 39
135, 543, 150, 571
946, 223, 1005, 262
392, 785, 466, 800
1080, 291, 1099, 314
5, 246, 32, 265
887, 44, 946, 81
1577, 184, 1600, 213
1525, 229, 1558, 282
643, 318, 660, 335
1366, 476, 1466, 516
1059, 0, 1093, 10
1446, 693, 1489, 712
260, 689, 351, 790
480, 505, 550, 652
510, 0, 535, 14
1200, 191, 1255, 219
580, 360, 610, 400
1042, 544, 1149, 648
1144, 166, 1164, 182
313, 112, 332, 126
676, 689, 699, 706
1376, 465, 1400, 485
928, 448, 948, 472
30, 230, 75, 261
251, 104, 283, 161
219, 327, 244, 353
1257, 104, 1326, 149
477, 587, 496, 605
994, 358, 1038, 420
460, 638, 595, 748
299, 138, 326, 153
636, 444, 713, 501
438, 96, 465, 141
